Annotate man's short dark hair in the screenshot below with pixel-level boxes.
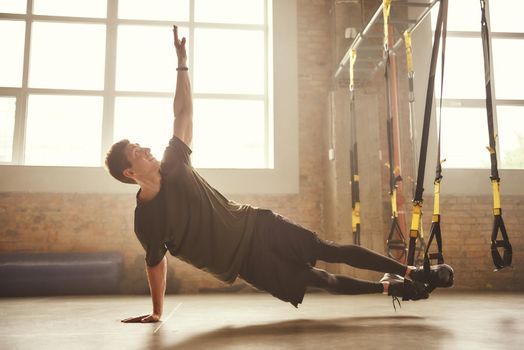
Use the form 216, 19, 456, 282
105, 139, 136, 184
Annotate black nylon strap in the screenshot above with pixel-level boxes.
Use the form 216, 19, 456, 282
435, 0, 447, 182
480, 0, 499, 181
407, 0, 448, 269
413, 0, 447, 204
349, 90, 361, 245
422, 0, 448, 279
480, 0, 512, 270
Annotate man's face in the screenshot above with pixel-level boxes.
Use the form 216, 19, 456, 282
123, 143, 160, 181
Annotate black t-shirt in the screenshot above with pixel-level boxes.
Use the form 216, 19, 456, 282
134, 136, 258, 283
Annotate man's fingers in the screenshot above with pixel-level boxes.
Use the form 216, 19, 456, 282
173, 25, 179, 43
121, 315, 148, 323
181, 37, 186, 46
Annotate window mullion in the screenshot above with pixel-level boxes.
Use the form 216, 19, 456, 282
101, 0, 118, 165
13, 0, 34, 165
264, 0, 270, 168
189, 0, 195, 99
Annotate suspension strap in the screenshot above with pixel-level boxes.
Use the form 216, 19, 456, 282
383, 1, 407, 261
480, 0, 512, 270
349, 49, 361, 245
423, 0, 448, 283
404, 29, 427, 266
408, 0, 448, 266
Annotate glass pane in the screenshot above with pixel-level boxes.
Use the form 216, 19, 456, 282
440, 108, 489, 169
0, 0, 26, 14
33, 0, 107, 18
118, 0, 189, 21
0, 97, 16, 162
431, 0, 480, 32
490, 0, 524, 33
116, 25, 189, 92
492, 39, 524, 100
29, 22, 106, 90
436, 38, 485, 99
195, 0, 264, 25
497, 106, 524, 169
113, 97, 172, 160
192, 99, 265, 168
194, 28, 264, 94
0, 20, 25, 87
25, 95, 103, 166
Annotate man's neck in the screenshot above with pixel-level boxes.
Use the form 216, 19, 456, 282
137, 172, 162, 202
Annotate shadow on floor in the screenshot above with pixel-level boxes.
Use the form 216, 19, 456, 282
158, 316, 453, 350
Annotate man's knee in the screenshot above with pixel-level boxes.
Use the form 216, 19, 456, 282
308, 267, 338, 289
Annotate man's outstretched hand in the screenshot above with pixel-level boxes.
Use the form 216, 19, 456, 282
121, 313, 161, 323
173, 25, 187, 66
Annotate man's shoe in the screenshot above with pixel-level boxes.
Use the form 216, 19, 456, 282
388, 278, 429, 301
410, 264, 454, 288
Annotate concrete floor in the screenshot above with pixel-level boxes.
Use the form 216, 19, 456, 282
0, 291, 523, 350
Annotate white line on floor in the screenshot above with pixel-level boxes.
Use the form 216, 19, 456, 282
153, 302, 182, 334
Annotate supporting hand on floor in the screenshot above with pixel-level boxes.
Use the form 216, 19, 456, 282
121, 313, 161, 323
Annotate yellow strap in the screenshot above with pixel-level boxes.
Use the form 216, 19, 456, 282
352, 202, 361, 232
354, 174, 359, 182
492, 179, 501, 211
433, 180, 441, 216
409, 202, 422, 238
349, 49, 357, 91
391, 188, 398, 217
383, 0, 392, 48
404, 30, 413, 74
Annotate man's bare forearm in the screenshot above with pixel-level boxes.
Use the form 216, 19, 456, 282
146, 256, 167, 317
173, 67, 192, 119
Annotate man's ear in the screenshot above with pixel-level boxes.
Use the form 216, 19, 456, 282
123, 168, 135, 181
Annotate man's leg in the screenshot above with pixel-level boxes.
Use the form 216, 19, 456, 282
312, 239, 454, 289
304, 267, 428, 300
306, 267, 383, 295
313, 239, 409, 276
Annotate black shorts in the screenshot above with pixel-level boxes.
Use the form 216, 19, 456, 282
239, 209, 320, 307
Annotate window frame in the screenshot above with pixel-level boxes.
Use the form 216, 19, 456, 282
412, 0, 524, 196
0, 0, 299, 194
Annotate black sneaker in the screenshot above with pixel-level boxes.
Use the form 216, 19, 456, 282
388, 278, 429, 301
410, 264, 454, 288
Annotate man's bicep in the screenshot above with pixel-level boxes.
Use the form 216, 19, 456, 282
174, 115, 192, 147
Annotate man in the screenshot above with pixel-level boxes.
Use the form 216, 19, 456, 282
105, 26, 453, 323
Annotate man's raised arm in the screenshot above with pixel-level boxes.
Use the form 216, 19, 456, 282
172, 25, 193, 146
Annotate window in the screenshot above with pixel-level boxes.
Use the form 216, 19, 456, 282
0, 1, 298, 194
432, 0, 524, 170
0, 0, 272, 169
